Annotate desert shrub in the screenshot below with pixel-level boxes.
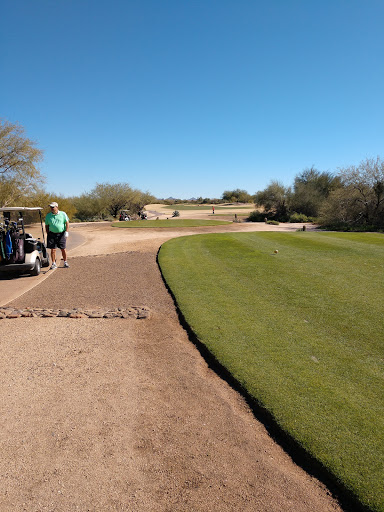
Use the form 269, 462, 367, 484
247, 211, 268, 222
321, 222, 383, 232
289, 212, 309, 223
267, 220, 280, 225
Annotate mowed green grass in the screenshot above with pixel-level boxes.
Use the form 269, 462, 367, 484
158, 232, 384, 512
163, 204, 252, 210
208, 213, 249, 217
111, 219, 231, 228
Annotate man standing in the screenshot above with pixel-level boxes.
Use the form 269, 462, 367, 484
45, 202, 70, 269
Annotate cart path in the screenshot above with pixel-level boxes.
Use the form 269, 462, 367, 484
0, 229, 85, 306
0, 227, 342, 511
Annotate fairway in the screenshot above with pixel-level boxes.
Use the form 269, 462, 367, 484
111, 219, 231, 228
163, 204, 253, 210
158, 231, 384, 512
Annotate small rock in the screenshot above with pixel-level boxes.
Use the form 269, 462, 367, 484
137, 310, 150, 319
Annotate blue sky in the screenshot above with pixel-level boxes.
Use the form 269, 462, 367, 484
2, 0, 383, 199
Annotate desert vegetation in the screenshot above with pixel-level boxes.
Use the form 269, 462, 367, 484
1, 118, 383, 230
249, 161, 384, 231
0, 119, 155, 221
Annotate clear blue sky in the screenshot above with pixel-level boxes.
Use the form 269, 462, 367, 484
2, 0, 383, 199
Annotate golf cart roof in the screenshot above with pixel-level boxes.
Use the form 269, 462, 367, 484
0, 207, 43, 212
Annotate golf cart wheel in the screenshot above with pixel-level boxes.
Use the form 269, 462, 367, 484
31, 258, 41, 276
42, 256, 50, 267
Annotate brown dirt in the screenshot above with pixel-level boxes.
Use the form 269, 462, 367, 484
0, 222, 343, 511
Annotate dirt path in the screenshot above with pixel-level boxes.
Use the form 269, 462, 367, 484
0, 223, 342, 511
0, 224, 85, 306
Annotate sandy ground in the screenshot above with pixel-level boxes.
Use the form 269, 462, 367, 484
144, 203, 256, 220
0, 218, 343, 511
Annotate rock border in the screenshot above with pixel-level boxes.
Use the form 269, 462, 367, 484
0, 307, 150, 320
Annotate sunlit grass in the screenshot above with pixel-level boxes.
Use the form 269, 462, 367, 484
163, 204, 253, 210
158, 231, 384, 512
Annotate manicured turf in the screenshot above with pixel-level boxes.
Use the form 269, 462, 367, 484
163, 204, 253, 210
208, 213, 249, 217
111, 219, 231, 228
158, 231, 384, 512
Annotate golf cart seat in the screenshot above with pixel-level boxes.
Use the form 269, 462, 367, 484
24, 238, 38, 253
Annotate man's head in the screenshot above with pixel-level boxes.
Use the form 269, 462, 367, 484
49, 202, 59, 214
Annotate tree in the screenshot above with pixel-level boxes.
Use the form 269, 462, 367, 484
338, 157, 384, 226
222, 189, 252, 203
319, 157, 384, 228
318, 187, 357, 227
0, 119, 45, 207
91, 182, 136, 218
73, 192, 102, 221
291, 167, 342, 217
73, 182, 156, 221
254, 181, 291, 220
136, 191, 156, 212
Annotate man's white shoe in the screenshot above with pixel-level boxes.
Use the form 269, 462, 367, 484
50, 262, 57, 270
64, 261, 70, 268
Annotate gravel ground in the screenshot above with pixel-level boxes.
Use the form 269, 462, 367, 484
0, 222, 343, 511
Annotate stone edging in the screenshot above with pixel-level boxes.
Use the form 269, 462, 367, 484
0, 307, 150, 319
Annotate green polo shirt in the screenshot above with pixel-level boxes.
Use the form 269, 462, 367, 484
45, 211, 69, 233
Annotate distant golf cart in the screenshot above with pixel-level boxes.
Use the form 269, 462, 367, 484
118, 209, 148, 220
119, 210, 131, 221
0, 207, 50, 277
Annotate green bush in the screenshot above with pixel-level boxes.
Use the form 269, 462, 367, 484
267, 220, 280, 225
290, 212, 317, 223
247, 211, 268, 222
289, 212, 310, 222
321, 223, 384, 232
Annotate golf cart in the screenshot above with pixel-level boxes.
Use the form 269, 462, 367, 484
0, 207, 50, 277
119, 210, 131, 221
